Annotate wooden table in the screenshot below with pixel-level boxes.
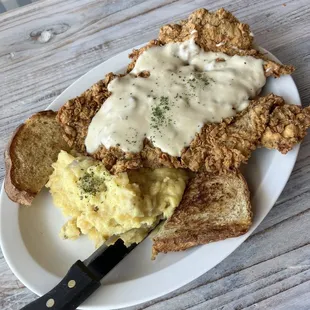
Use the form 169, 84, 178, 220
1, 0, 310, 309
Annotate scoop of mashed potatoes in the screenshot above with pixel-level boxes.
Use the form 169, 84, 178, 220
46, 151, 188, 247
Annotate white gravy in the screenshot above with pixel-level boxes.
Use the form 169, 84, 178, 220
85, 39, 266, 156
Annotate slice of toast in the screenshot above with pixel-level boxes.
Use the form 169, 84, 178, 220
152, 171, 252, 256
4, 111, 70, 206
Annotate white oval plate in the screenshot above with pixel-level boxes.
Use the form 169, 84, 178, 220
0, 46, 301, 310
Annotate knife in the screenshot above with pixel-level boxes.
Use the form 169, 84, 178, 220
20, 237, 139, 310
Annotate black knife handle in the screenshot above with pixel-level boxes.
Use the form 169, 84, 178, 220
20, 260, 101, 310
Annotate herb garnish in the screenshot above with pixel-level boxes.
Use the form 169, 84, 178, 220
150, 96, 171, 130
78, 170, 107, 196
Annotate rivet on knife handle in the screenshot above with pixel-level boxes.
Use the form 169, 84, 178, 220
20, 260, 101, 310
20, 238, 141, 310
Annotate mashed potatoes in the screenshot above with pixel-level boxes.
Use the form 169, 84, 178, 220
46, 151, 188, 247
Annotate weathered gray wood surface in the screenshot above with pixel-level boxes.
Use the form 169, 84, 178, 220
1, 0, 310, 309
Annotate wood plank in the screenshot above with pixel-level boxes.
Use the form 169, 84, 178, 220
128, 213, 310, 309
0, 0, 310, 309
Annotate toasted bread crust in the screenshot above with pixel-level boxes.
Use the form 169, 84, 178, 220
4, 124, 36, 205
152, 171, 252, 255
4, 110, 69, 206
152, 223, 250, 254
167, 171, 251, 227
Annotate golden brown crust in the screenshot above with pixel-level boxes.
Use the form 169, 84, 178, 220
159, 8, 253, 50
129, 8, 293, 78
261, 105, 310, 153
57, 87, 310, 175
56, 8, 299, 174
4, 110, 70, 206
57, 75, 116, 153
179, 94, 285, 172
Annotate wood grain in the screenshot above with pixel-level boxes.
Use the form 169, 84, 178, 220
0, 0, 310, 309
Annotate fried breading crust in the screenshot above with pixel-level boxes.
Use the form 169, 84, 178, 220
128, 8, 294, 77
58, 91, 310, 174
58, 73, 115, 151
57, 8, 303, 174
261, 104, 310, 153
181, 94, 284, 172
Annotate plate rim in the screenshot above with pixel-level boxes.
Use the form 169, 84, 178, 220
0, 45, 301, 309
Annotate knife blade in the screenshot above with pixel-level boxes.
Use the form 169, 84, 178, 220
20, 237, 142, 310
84, 237, 138, 279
